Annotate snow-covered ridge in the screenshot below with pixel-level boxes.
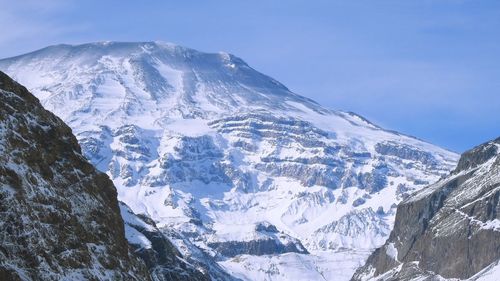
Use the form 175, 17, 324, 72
0, 41, 459, 280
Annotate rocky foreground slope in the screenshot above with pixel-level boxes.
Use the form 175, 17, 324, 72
0, 71, 149, 280
0, 41, 459, 280
0, 71, 208, 281
352, 138, 500, 281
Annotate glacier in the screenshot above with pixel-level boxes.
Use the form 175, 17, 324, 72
0, 41, 459, 280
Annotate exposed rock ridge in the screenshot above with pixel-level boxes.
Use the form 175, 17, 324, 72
0, 71, 150, 280
352, 138, 500, 281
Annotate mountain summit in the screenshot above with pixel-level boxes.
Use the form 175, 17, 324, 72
0, 41, 458, 280
1, 41, 320, 122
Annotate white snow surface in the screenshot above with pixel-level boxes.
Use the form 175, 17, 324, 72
366, 259, 500, 281
385, 243, 398, 261
0, 41, 459, 280
471, 260, 500, 281
220, 250, 372, 281
120, 203, 155, 249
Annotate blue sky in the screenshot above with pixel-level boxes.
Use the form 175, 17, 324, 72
1, 0, 499, 152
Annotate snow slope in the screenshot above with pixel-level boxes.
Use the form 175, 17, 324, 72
0, 42, 459, 280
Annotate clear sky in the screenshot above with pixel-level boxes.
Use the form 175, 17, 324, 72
1, 0, 499, 152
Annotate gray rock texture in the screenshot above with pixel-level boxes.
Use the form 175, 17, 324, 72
0, 71, 210, 281
352, 138, 500, 281
120, 203, 211, 281
0, 71, 150, 280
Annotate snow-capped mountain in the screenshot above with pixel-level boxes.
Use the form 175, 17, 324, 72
0, 41, 459, 280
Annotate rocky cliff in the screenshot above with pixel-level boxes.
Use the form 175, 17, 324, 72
0, 71, 151, 280
352, 138, 500, 281
0, 71, 208, 281
119, 203, 213, 281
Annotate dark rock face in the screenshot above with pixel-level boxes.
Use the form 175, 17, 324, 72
206, 221, 308, 258
352, 138, 500, 281
208, 239, 308, 258
255, 221, 279, 233
120, 203, 210, 281
0, 71, 150, 279
455, 137, 500, 173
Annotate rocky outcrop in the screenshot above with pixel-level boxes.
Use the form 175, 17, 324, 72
352, 138, 500, 281
375, 141, 438, 167
120, 203, 210, 281
206, 222, 308, 258
0, 71, 150, 280
0, 71, 210, 281
208, 238, 308, 258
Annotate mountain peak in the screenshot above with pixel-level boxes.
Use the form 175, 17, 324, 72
0, 41, 311, 125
